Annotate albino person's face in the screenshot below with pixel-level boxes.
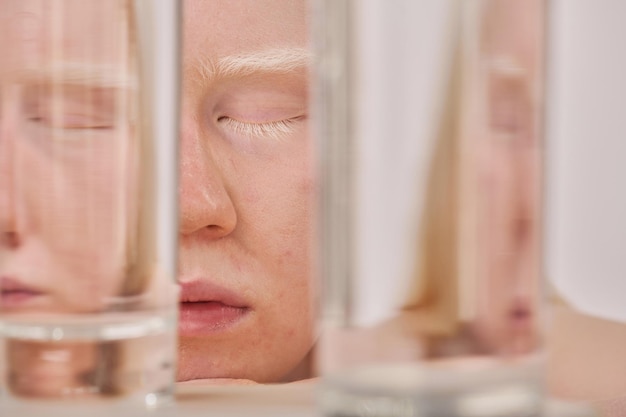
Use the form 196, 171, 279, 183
177, 0, 316, 382
0, 1, 138, 314
472, 0, 544, 354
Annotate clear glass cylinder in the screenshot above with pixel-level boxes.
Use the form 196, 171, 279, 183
0, 0, 180, 408
313, 0, 547, 416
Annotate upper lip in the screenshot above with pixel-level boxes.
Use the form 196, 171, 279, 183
179, 279, 249, 308
0, 276, 44, 295
509, 297, 532, 320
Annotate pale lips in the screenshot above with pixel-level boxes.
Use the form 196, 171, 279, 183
178, 279, 251, 336
0, 276, 45, 307
507, 298, 534, 334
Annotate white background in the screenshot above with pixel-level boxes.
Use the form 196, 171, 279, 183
547, 0, 626, 322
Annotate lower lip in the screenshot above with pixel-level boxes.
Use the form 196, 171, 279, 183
178, 302, 249, 337
509, 309, 533, 328
1, 290, 44, 308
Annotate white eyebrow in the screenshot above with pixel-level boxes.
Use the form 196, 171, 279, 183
15, 62, 137, 89
198, 47, 312, 81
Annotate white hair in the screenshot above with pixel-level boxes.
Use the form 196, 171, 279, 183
199, 47, 312, 81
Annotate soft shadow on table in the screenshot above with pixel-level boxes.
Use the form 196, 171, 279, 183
174, 382, 317, 416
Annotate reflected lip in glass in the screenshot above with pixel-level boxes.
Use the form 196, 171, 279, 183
510, 307, 531, 320
508, 298, 533, 327
178, 280, 251, 336
0, 276, 45, 307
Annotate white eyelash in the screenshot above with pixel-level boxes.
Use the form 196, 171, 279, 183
219, 117, 299, 141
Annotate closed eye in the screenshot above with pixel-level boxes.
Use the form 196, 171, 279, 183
26, 114, 115, 131
217, 116, 304, 141
21, 84, 122, 136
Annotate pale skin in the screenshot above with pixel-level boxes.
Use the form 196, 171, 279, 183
0, 0, 138, 314
469, 0, 544, 357
0, 0, 316, 387
0, 0, 143, 397
176, 0, 316, 383
479, 1, 626, 407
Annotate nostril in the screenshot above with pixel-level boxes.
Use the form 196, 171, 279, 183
1, 232, 20, 249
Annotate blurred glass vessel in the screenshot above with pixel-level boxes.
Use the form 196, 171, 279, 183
313, 0, 546, 416
0, 0, 180, 407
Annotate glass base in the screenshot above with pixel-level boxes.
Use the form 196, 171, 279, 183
319, 360, 545, 417
0, 310, 177, 408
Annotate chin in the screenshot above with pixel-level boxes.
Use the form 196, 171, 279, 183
176, 335, 313, 383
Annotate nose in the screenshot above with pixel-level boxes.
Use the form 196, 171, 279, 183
0, 108, 20, 249
178, 119, 237, 239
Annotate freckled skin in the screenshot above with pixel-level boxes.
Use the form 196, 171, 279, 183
177, 0, 316, 383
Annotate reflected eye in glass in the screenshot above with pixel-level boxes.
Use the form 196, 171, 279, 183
21, 85, 122, 134
485, 58, 533, 144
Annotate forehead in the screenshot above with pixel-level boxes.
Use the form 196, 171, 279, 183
482, 0, 543, 67
183, 0, 308, 65
0, 0, 130, 73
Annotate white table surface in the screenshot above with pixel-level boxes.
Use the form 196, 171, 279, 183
0, 382, 608, 417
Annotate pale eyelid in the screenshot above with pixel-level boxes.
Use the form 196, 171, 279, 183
23, 87, 123, 133
26, 121, 117, 143
26, 106, 116, 127
218, 116, 304, 141
25, 111, 117, 134
30, 118, 115, 131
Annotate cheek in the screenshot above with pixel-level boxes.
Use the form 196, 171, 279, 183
246, 140, 316, 227
478, 147, 510, 198
253, 171, 316, 317
274, 274, 315, 353
63, 166, 124, 241
22, 140, 131, 273
282, 170, 316, 251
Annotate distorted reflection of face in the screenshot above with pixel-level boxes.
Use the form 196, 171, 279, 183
177, 0, 316, 382
472, 0, 544, 355
0, 0, 139, 314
